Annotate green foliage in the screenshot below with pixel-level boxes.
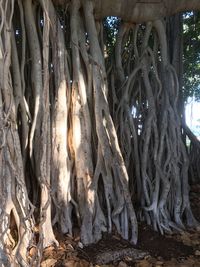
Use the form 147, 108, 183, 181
183, 11, 200, 102
103, 17, 120, 55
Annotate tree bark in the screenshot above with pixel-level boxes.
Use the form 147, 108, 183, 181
1, 0, 200, 266
54, 0, 200, 23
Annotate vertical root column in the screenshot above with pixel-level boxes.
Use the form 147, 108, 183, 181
0, 1, 34, 265
71, 0, 104, 244
38, 0, 58, 249
112, 19, 198, 234
24, 0, 58, 255
82, 0, 138, 244
48, 0, 72, 235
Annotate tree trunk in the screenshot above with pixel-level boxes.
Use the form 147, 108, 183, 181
0, 0, 200, 266
54, 0, 200, 22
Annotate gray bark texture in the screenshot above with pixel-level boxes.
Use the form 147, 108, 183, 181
0, 0, 199, 266
54, 0, 200, 22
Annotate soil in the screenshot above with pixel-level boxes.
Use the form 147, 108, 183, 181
41, 184, 200, 267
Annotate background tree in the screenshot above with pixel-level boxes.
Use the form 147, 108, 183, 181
183, 11, 200, 102
181, 11, 200, 183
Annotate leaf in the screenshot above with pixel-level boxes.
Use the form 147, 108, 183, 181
135, 259, 152, 267
154, 261, 164, 267
41, 259, 57, 267
78, 259, 90, 267
195, 250, 200, 256
63, 260, 77, 267
118, 261, 128, 267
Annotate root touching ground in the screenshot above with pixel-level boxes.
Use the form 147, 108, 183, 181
0, 0, 199, 266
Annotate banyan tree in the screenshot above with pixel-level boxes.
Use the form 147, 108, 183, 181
1, 0, 200, 266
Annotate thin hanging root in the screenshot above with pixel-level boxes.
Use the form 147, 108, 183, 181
24, 0, 42, 161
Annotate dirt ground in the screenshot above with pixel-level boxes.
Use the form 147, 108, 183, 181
41, 184, 200, 267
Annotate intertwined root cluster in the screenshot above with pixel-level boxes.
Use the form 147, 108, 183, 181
0, 0, 198, 266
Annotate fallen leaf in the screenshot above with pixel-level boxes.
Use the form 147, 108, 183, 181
192, 240, 200, 245
163, 259, 179, 267
195, 250, 200, 256
78, 242, 84, 249
63, 260, 77, 267
41, 259, 57, 267
66, 244, 75, 251
118, 261, 128, 267
78, 259, 90, 267
124, 256, 132, 261
155, 260, 164, 266
135, 259, 152, 267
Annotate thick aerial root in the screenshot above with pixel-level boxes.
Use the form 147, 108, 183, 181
47, 0, 73, 236
0, 0, 198, 265
82, 0, 138, 244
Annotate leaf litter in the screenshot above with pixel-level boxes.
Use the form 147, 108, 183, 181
41, 184, 200, 267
